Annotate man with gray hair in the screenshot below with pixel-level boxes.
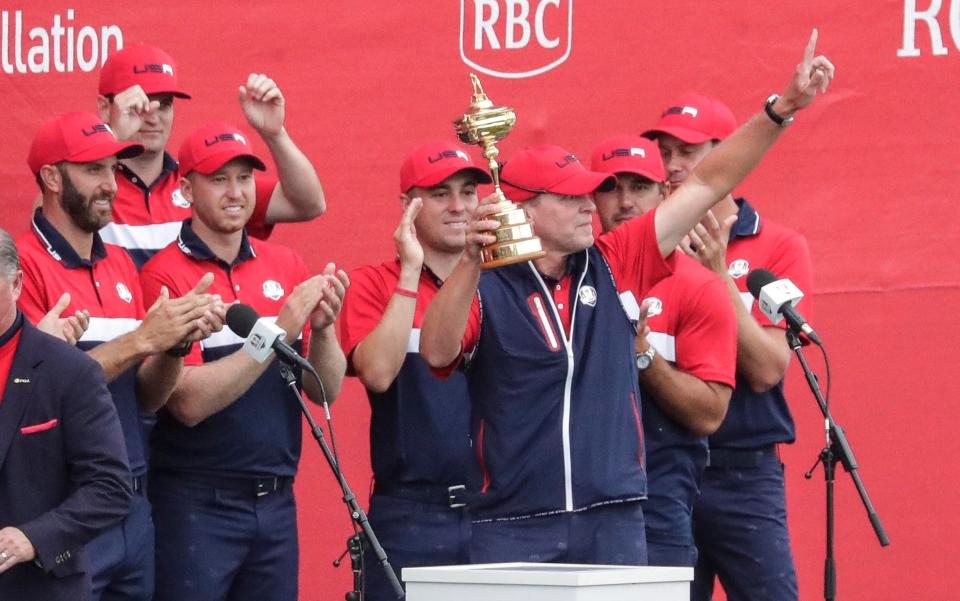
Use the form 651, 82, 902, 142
0, 227, 133, 601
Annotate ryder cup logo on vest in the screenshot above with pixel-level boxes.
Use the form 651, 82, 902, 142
728, 259, 750, 279
460, 0, 573, 79
116, 282, 133, 303
578, 285, 597, 307
262, 280, 284, 301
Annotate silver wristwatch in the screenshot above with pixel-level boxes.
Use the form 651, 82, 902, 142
635, 346, 656, 371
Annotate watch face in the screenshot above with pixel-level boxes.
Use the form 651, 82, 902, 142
636, 352, 652, 370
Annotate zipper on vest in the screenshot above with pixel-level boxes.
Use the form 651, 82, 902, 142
527, 251, 590, 512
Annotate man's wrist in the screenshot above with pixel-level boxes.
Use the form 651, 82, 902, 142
771, 94, 799, 120
165, 340, 194, 358
132, 330, 159, 357
397, 267, 422, 288
258, 126, 289, 147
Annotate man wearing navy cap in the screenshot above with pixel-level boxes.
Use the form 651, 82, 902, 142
420, 35, 833, 565
340, 141, 491, 599
97, 44, 326, 266
591, 134, 736, 567
140, 122, 347, 601
16, 111, 224, 601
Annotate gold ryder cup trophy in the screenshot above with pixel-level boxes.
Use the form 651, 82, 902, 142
454, 74, 545, 269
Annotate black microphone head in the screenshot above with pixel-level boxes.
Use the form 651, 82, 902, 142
226, 303, 260, 338
746, 268, 777, 299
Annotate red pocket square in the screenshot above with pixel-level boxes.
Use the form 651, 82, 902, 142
21, 419, 58, 435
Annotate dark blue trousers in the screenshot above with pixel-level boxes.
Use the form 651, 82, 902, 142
643, 489, 698, 567
88, 484, 154, 601
692, 454, 798, 601
470, 501, 648, 565
362, 493, 471, 601
150, 474, 298, 601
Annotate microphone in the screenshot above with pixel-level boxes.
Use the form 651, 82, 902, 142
746, 269, 822, 346
225, 303, 314, 371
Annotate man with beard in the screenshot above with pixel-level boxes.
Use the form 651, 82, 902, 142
96, 45, 326, 267
590, 134, 736, 567
340, 141, 489, 599
17, 112, 225, 601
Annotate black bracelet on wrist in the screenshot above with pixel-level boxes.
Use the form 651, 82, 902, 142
764, 94, 794, 127
165, 340, 194, 358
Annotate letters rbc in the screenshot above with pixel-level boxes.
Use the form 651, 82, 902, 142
474, 0, 562, 50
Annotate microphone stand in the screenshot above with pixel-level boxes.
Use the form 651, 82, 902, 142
278, 363, 405, 600
786, 330, 889, 601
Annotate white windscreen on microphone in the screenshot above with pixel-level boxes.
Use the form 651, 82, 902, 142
757, 278, 804, 326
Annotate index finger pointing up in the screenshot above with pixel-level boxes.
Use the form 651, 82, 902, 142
802, 28, 819, 68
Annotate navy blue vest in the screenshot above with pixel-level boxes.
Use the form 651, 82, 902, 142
368, 352, 479, 489
467, 248, 646, 520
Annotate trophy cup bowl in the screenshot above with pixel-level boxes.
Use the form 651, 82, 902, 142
453, 74, 546, 269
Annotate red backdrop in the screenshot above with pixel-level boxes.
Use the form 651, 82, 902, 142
3, 2, 958, 599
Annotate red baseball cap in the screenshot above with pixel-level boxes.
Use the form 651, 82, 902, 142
642, 94, 737, 144
591, 135, 665, 183
500, 145, 615, 202
178, 123, 266, 175
27, 112, 143, 174
400, 141, 492, 193
99, 45, 191, 99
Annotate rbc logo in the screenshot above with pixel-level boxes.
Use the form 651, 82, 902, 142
460, 0, 573, 79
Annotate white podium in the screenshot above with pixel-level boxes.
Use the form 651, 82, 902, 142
403, 563, 693, 601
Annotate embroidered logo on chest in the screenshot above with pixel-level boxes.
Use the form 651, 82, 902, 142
262, 280, 285, 301
578, 285, 598, 307
728, 259, 750, 279
116, 282, 133, 304
171, 188, 191, 208
642, 297, 663, 318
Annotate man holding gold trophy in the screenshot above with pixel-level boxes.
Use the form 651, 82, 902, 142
420, 31, 834, 564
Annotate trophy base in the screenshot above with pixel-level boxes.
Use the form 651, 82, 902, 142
480, 238, 546, 270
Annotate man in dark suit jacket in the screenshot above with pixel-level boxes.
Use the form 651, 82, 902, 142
0, 228, 132, 601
